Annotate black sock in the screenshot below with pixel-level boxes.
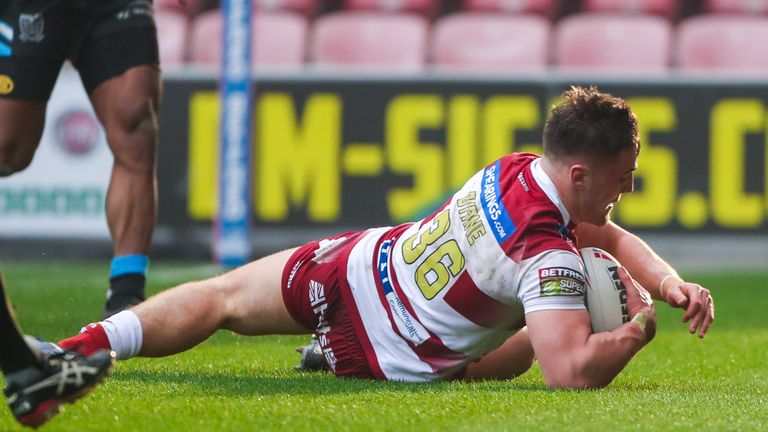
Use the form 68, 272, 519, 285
0, 273, 40, 374
108, 274, 146, 302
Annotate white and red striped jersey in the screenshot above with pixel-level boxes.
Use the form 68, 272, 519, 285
343, 153, 587, 381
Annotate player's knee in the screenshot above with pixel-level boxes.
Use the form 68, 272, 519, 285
0, 163, 14, 177
109, 101, 158, 171
0, 146, 34, 176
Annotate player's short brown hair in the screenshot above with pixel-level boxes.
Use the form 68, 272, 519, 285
543, 86, 640, 160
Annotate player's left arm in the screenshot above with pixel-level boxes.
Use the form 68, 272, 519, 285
575, 221, 714, 338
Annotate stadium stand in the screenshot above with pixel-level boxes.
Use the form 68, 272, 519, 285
252, 0, 320, 15
431, 13, 551, 72
581, 0, 678, 17
676, 14, 768, 72
153, 0, 768, 75
554, 13, 672, 73
343, 0, 438, 15
462, 0, 559, 15
189, 10, 308, 69
703, 0, 768, 14
311, 11, 428, 71
155, 9, 189, 68
155, 0, 218, 17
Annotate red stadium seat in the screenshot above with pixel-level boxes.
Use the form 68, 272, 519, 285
462, 0, 559, 16
554, 13, 672, 73
676, 15, 768, 73
252, 0, 319, 15
311, 12, 428, 72
189, 10, 308, 70
582, 0, 677, 17
704, 0, 768, 14
431, 13, 551, 73
154, 9, 188, 69
343, 0, 438, 15
155, 0, 216, 18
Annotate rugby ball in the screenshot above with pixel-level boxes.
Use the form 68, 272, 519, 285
579, 247, 630, 333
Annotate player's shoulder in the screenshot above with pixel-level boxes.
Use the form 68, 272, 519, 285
518, 213, 577, 259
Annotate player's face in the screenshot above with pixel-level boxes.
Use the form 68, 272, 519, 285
578, 148, 638, 226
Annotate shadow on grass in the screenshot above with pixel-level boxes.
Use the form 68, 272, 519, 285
112, 368, 708, 398
111, 369, 551, 398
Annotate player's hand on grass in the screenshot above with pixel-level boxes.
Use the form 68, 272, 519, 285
661, 279, 714, 339
618, 267, 656, 344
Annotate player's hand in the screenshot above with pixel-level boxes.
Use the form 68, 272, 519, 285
663, 281, 714, 338
617, 267, 656, 344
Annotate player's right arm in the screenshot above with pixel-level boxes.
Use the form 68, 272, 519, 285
525, 267, 656, 389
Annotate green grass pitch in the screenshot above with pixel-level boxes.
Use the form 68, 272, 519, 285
0, 261, 765, 431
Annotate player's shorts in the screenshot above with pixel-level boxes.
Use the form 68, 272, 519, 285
281, 231, 379, 380
0, 0, 159, 101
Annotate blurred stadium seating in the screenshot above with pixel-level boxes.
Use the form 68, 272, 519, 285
159, 0, 763, 75
462, 0, 559, 15
189, 10, 308, 70
251, 0, 320, 14
343, 0, 438, 15
581, 0, 678, 17
676, 14, 768, 72
703, 0, 768, 14
155, 9, 189, 69
310, 11, 428, 71
431, 13, 550, 73
554, 13, 672, 73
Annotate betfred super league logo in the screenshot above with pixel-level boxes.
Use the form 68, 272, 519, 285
19, 13, 44, 43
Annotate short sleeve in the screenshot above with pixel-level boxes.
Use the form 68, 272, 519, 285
518, 249, 587, 314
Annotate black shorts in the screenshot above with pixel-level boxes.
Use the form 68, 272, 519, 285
0, 0, 159, 101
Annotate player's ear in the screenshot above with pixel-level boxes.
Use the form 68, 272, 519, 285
569, 163, 588, 189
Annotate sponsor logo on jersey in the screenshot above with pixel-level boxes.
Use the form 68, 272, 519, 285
456, 191, 486, 246
377, 239, 430, 345
115, 1, 153, 21
539, 267, 586, 296
517, 172, 530, 192
286, 259, 303, 290
480, 161, 516, 244
0, 75, 13, 94
19, 13, 44, 43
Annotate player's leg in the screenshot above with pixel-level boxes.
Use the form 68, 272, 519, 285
0, 271, 40, 375
136, 248, 307, 357
0, 100, 46, 176
59, 248, 309, 359
89, 64, 160, 318
74, 0, 161, 318
463, 327, 536, 381
1, 269, 115, 428
0, 1, 62, 177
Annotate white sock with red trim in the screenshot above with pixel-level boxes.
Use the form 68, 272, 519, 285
101, 310, 143, 360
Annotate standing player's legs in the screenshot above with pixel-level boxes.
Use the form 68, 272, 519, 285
0, 269, 116, 428
0, 101, 46, 177
89, 64, 160, 319
0, 1, 64, 177
0, 271, 40, 375
74, 0, 161, 318
60, 248, 309, 359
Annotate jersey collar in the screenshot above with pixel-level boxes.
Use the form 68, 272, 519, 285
530, 158, 571, 225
